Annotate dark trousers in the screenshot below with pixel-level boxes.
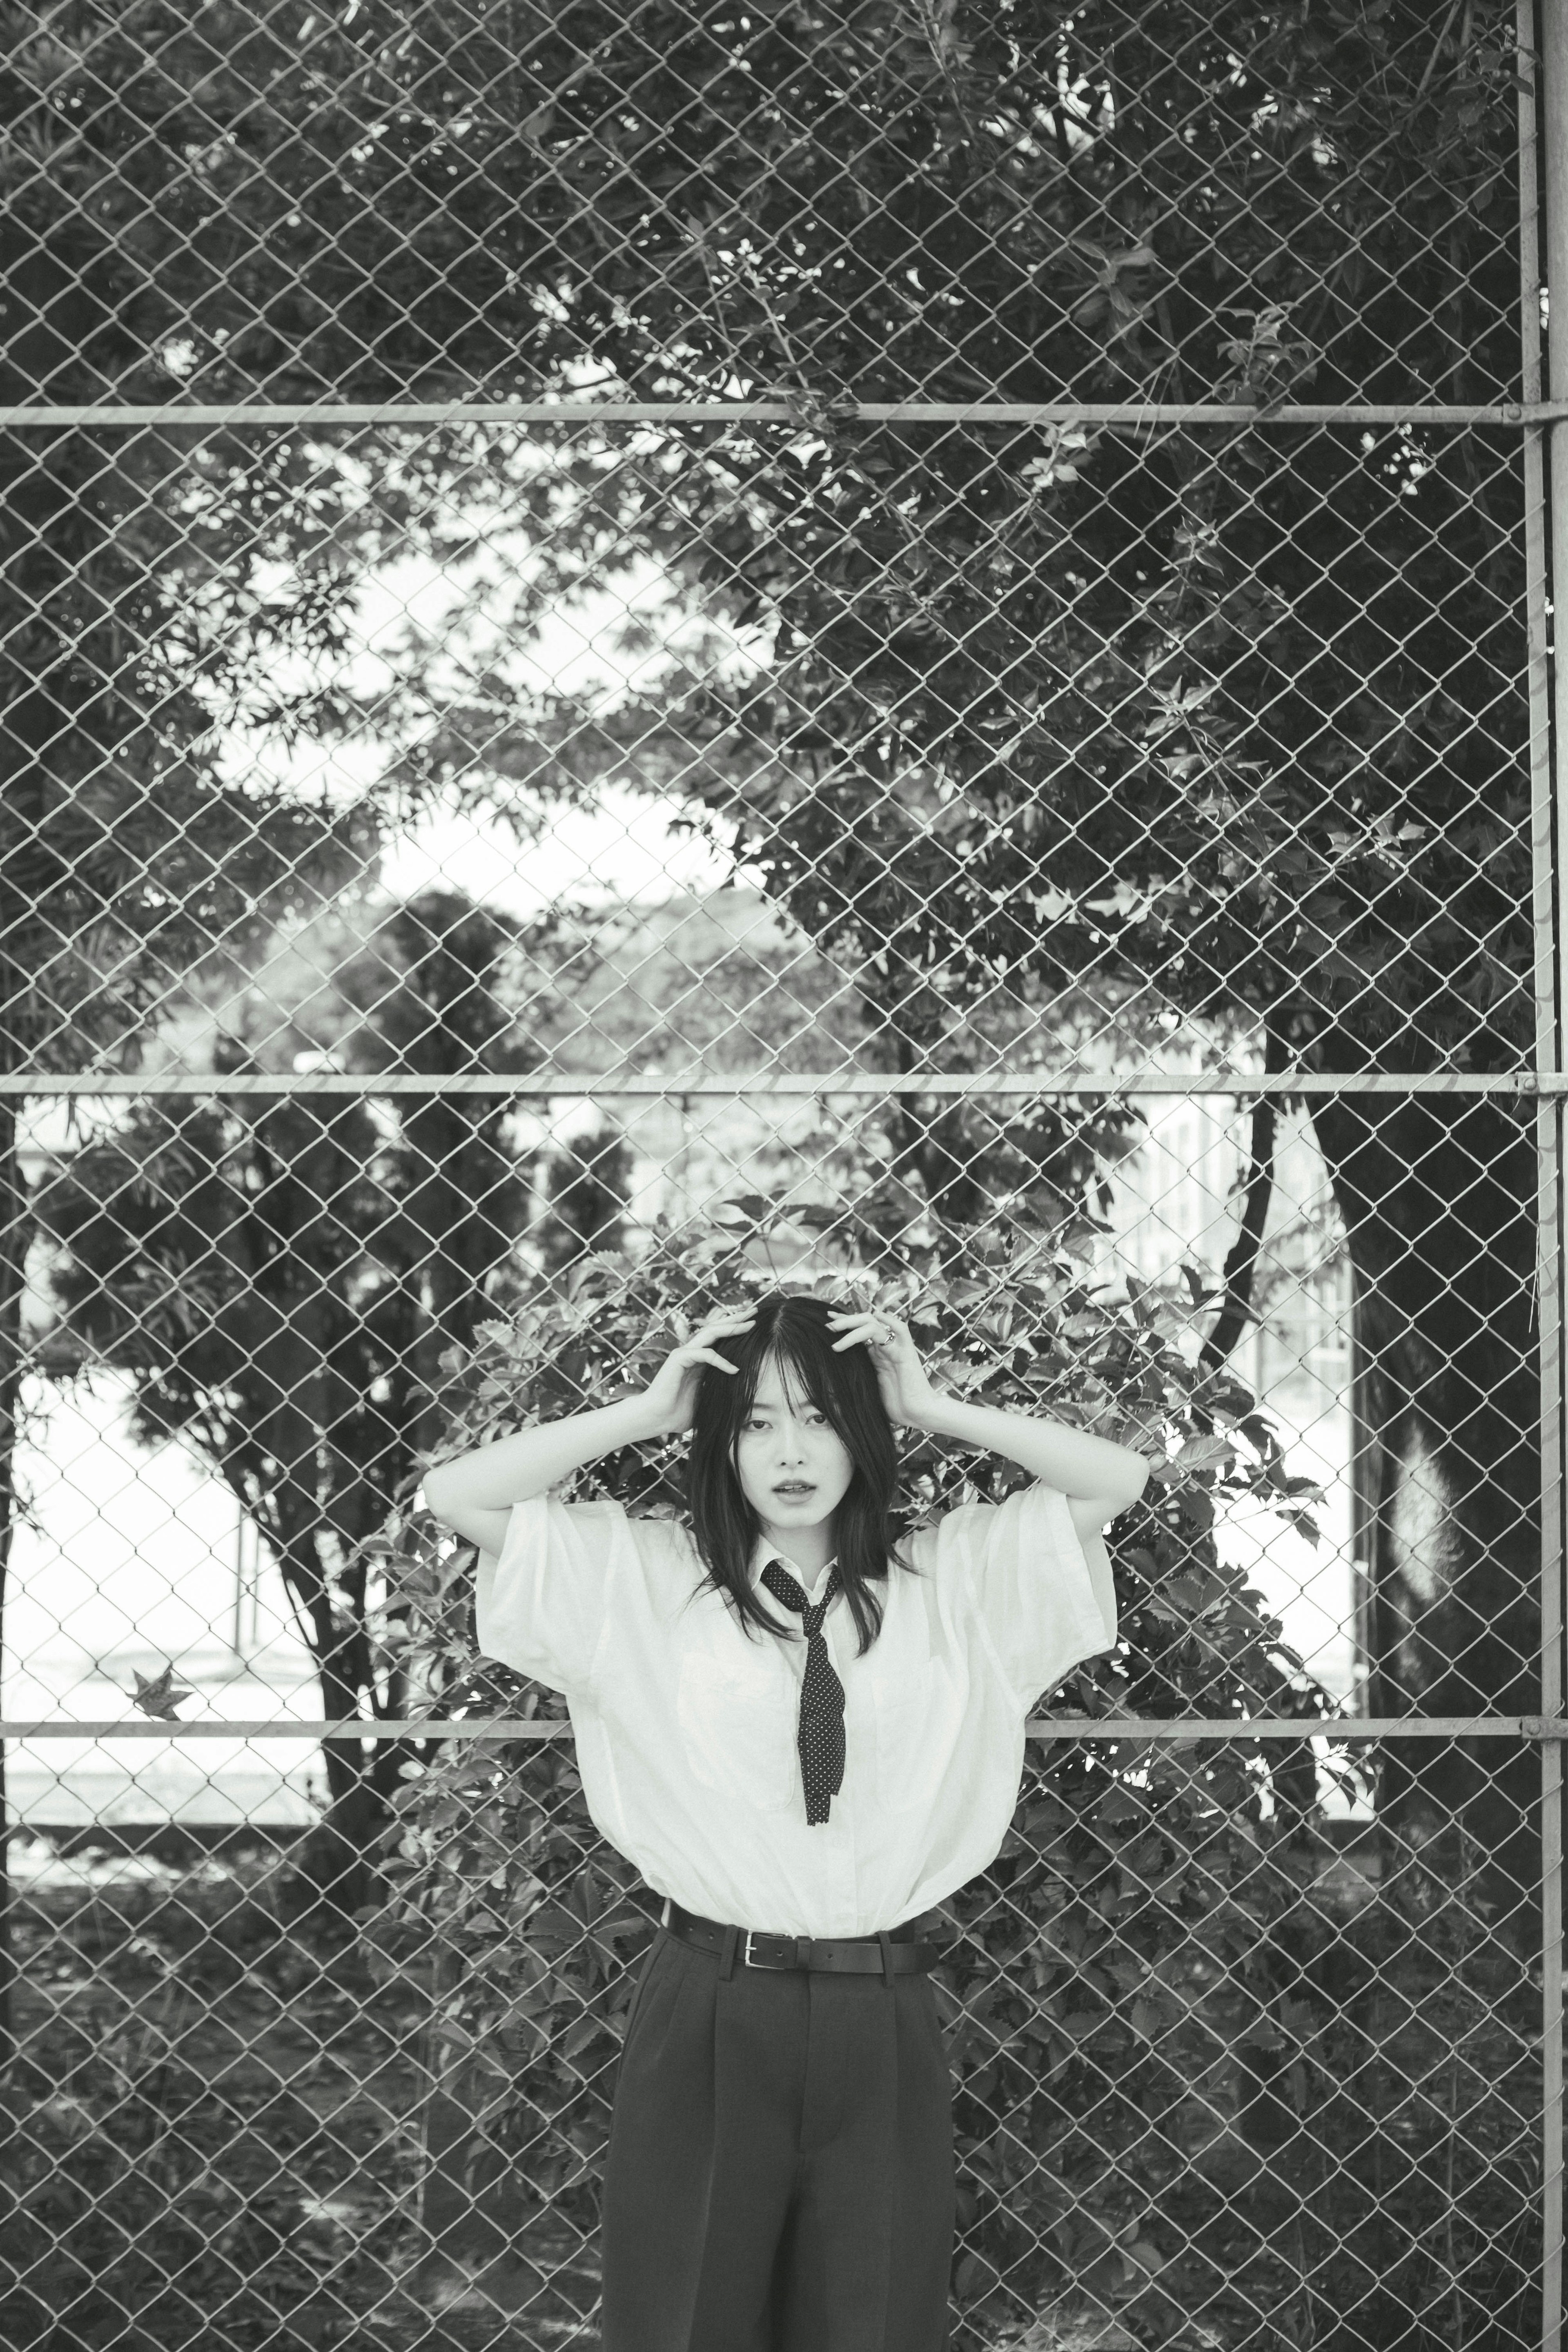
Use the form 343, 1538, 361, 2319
600, 1925, 955, 2352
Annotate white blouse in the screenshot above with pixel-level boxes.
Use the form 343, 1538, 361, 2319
474, 1484, 1113, 1940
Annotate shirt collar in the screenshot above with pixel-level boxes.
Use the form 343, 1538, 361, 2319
750, 1539, 839, 1605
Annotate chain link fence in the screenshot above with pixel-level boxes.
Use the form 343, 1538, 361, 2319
1, 0, 1564, 2344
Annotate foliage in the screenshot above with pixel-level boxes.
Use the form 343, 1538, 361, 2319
0, 261, 380, 1074
5, 0, 1528, 1069
32, 1089, 420, 1785
137, 0, 1535, 1793
9, 2, 1530, 1526
1272, 1832, 1541, 2349
0, 396, 375, 1075
0, 9, 1546, 2322
191, 0, 1518, 1076
0, 1844, 459, 2352
373, 1200, 1386, 2343
28, 891, 530, 1889
296, 0, 1539, 1829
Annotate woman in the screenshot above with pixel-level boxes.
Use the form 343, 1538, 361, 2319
423, 1291, 1149, 2352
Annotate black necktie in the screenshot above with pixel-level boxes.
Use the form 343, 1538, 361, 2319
760, 1559, 845, 1826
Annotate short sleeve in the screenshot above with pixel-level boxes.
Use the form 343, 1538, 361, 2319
942, 1483, 1116, 1709
473, 1494, 629, 1696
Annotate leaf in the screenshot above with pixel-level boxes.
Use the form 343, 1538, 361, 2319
1180, 1262, 1209, 1308
128, 1664, 195, 1721
597, 1907, 651, 1940
711, 1194, 772, 1226
1173, 1434, 1235, 1474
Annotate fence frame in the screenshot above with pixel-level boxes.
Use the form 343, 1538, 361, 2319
3, 2, 1567, 2343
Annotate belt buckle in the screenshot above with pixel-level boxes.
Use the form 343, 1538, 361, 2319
743, 1929, 798, 1969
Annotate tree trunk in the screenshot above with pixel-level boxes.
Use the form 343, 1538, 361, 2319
1310, 1086, 1540, 1949
403, 1093, 515, 1458
1199, 1018, 1288, 1374
269, 1530, 380, 1915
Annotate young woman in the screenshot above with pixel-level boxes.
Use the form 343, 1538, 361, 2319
423, 1292, 1149, 2352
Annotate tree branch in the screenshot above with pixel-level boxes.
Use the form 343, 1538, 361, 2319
1199, 1018, 1288, 1372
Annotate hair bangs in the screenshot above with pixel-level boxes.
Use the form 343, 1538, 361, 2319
766, 1321, 844, 1429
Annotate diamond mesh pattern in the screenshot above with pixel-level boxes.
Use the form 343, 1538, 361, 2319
0, 0, 1559, 2345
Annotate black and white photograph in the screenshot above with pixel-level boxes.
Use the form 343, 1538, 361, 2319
0, 3, 1559, 2346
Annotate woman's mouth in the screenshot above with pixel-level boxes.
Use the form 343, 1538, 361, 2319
771, 1481, 816, 1500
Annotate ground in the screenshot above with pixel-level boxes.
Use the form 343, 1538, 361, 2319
0, 1834, 606, 2351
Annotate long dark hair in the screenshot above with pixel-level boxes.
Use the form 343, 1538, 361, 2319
683, 1293, 917, 1656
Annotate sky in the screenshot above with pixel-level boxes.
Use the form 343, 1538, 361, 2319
227, 490, 752, 924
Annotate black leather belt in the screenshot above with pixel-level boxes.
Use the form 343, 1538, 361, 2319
662, 1898, 940, 1976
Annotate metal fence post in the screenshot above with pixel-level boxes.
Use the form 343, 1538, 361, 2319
1534, 3, 1568, 2340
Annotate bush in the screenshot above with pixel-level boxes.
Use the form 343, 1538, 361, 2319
0, 1847, 426, 2352
374, 1203, 1533, 2348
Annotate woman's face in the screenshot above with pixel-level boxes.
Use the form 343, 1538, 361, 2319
733, 1353, 855, 1537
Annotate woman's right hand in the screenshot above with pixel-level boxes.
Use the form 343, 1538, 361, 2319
639, 1304, 757, 1435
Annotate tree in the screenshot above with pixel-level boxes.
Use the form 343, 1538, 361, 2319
30, 890, 529, 1905
7, 0, 1538, 1921
331, 891, 531, 1459
648, 3, 1537, 1924
350, 0, 1535, 1921
0, 396, 372, 2035
537, 1123, 632, 1272
3, 0, 443, 2005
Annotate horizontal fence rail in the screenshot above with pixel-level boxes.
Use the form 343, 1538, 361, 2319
7, 1716, 1568, 1740
6, 401, 1568, 427
8, 1071, 1568, 1096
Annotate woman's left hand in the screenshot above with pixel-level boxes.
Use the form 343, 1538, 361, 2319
826, 1308, 941, 1428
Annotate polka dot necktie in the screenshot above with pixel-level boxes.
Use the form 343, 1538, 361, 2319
760, 1559, 845, 1826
